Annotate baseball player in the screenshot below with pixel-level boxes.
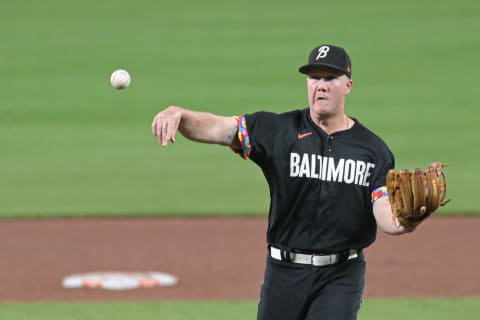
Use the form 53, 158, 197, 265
152, 44, 413, 320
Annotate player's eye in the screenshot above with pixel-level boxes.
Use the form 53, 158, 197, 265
309, 75, 338, 81
325, 75, 338, 81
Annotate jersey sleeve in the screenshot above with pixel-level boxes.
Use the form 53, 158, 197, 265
231, 115, 252, 159
231, 112, 280, 164
370, 144, 395, 203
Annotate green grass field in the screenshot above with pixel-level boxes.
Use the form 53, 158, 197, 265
1, 299, 479, 320
1, 0, 478, 217
1, 0, 478, 319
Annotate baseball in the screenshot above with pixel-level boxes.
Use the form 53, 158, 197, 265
110, 69, 131, 89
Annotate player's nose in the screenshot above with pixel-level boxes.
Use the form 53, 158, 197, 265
315, 79, 328, 91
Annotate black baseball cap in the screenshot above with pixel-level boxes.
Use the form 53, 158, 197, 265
298, 45, 352, 78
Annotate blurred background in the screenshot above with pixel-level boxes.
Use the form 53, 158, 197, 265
0, 1, 479, 319
1, 0, 477, 218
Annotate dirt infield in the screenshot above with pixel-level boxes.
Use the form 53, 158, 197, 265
0, 216, 479, 302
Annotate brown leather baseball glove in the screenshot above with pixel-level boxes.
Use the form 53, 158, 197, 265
386, 162, 450, 229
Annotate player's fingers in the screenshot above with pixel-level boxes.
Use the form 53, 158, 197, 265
154, 115, 166, 145
161, 117, 168, 146
429, 161, 444, 176
151, 116, 158, 137
166, 129, 176, 144
166, 118, 180, 144
158, 125, 164, 144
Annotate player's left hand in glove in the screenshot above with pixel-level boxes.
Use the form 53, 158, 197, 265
386, 162, 450, 229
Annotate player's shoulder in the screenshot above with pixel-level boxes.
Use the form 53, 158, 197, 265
353, 119, 393, 153
248, 109, 303, 119
246, 108, 305, 124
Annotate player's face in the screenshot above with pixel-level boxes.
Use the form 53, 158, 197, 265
306, 68, 353, 118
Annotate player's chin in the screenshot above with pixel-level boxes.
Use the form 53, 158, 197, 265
310, 103, 334, 117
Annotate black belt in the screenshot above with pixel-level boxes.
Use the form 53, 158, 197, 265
269, 246, 359, 267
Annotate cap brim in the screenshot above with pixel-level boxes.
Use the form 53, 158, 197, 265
298, 64, 350, 77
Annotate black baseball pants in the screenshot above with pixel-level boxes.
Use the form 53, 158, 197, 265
257, 252, 365, 320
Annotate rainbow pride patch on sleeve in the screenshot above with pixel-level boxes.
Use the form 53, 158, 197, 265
234, 115, 252, 159
371, 186, 388, 203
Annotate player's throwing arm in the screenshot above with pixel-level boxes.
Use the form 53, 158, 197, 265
151, 106, 239, 147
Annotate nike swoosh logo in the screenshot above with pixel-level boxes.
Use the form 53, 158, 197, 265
297, 132, 313, 139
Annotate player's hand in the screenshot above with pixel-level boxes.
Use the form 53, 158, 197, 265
151, 106, 183, 146
429, 161, 445, 176
393, 216, 416, 233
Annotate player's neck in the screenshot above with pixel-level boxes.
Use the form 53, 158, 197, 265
311, 112, 351, 135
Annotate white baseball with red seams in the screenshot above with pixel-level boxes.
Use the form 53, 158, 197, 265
110, 69, 131, 89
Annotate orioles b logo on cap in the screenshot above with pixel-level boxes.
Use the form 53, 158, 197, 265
316, 46, 330, 60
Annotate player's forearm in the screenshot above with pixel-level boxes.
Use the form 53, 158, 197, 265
177, 108, 238, 146
152, 106, 239, 147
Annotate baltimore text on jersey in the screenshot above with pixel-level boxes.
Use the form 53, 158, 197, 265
290, 153, 375, 187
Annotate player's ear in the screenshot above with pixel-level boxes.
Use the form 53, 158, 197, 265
344, 78, 353, 95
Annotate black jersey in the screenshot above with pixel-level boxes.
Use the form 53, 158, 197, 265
236, 108, 394, 253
